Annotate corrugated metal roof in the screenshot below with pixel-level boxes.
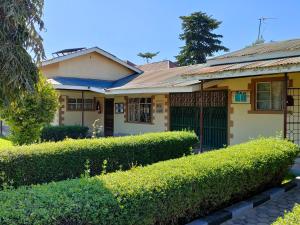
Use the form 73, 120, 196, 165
186, 56, 300, 76
214, 39, 300, 59
111, 56, 300, 90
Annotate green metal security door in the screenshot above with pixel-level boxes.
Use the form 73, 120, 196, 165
170, 90, 228, 149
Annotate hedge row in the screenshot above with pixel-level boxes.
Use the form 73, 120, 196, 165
0, 138, 298, 225
41, 125, 89, 142
0, 131, 197, 187
272, 204, 300, 225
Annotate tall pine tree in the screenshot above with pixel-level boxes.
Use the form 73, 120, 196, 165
176, 12, 228, 66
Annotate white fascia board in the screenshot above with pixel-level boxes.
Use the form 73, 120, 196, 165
184, 64, 300, 81
53, 84, 106, 94
106, 85, 200, 95
42, 47, 142, 74
208, 50, 300, 66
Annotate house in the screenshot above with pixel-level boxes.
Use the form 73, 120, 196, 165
40, 39, 300, 149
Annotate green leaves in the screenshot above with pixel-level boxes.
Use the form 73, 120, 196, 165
1, 74, 58, 145
176, 11, 229, 66
0, 131, 198, 187
0, 137, 297, 225
0, 0, 45, 102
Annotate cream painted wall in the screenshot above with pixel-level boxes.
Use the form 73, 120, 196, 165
114, 94, 168, 135
217, 73, 300, 145
41, 52, 134, 80
57, 90, 104, 133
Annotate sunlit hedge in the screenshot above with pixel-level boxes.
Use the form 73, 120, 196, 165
0, 138, 297, 225
0, 131, 197, 187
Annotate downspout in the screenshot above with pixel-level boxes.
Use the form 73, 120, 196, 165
199, 80, 204, 152
81, 91, 85, 127
283, 73, 288, 139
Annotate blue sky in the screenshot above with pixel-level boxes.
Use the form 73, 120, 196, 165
43, 0, 300, 65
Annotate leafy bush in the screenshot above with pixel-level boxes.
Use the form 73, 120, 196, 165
41, 125, 89, 142
0, 74, 58, 145
0, 137, 12, 150
272, 204, 300, 225
0, 131, 197, 187
0, 138, 297, 225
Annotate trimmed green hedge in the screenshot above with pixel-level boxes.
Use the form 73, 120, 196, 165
0, 131, 197, 187
0, 138, 298, 225
41, 125, 89, 142
272, 204, 300, 225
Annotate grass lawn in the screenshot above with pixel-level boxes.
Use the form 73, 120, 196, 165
0, 137, 12, 149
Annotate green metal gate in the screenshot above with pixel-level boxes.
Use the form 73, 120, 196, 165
170, 90, 228, 149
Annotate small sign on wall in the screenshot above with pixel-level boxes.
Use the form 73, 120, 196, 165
115, 103, 124, 113
232, 91, 250, 104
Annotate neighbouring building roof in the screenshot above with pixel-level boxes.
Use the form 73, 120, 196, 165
42, 47, 142, 74
215, 39, 300, 59
183, 56, 300, 80
209, 39, 300, 66
137, 60, 178, 71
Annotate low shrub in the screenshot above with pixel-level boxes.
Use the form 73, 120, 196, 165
272, 204, 300, 225
41, 125, 89, 142
0, 138, 298, 225
0, 131, 197, 187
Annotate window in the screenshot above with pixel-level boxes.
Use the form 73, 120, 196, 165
67, 98, 95, 111
256, 81, 284, 111
128, 98, 152, 123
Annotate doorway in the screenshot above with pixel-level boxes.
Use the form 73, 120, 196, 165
104, 98, 114, 136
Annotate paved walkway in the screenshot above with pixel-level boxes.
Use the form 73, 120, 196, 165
222, 179, 300, 225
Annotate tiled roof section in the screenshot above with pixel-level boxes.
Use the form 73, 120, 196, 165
185, 56, 300, 76
138, 60, 178, 71
214, 39, 300, 59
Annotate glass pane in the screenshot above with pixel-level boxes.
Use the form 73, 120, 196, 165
272, 81, 283, 110
68, 98, 76, 103
257, 82, 271, 91
257, 101, 271, 110
257, 92, 271, 101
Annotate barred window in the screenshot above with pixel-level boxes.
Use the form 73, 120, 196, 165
67, 98, 95, 111
128, 98, 152, 123
256, 81, 283, 111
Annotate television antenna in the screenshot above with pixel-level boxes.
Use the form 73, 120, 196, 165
257, 17, 276, 42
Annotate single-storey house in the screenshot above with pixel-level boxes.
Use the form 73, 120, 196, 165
40, 39, 300, 149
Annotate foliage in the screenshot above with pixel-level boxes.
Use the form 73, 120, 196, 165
137, 51, 160, 63
0, 131, 197, 187
176, 11, 229, 66
0, 137, 12, 149
272, 204, 300, 225
0, 0, 45, 102
41, 125, 89, 142
0, 138, 297, 225
1, 74, 58, 145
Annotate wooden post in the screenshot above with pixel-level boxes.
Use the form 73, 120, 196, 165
200, 80, 204, 152
283, 73, 288, 139
81, 91, 85, 127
